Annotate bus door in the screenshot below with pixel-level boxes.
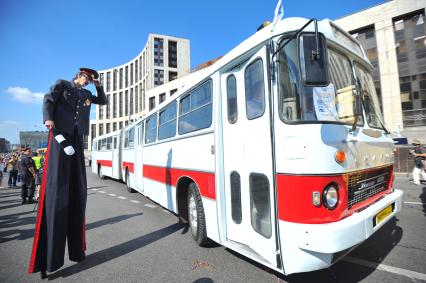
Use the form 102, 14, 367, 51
112, 135, 120, 179
135, 122, 144, 192
220, 47, 278, 266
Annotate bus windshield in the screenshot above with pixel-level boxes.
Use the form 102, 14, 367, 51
277, 36, 382, 127
354, 62, 386, 129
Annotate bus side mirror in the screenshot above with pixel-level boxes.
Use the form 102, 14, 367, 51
298, 33, 329, 86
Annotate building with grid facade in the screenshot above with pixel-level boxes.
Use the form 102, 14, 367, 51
334, 0, 426, 141
88, 34, 190, 150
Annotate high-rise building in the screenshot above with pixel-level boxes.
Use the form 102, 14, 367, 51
19, 131, 49, 150
88, 34, 190, 150
0, 138, 11, 153
334, 0, 426, 141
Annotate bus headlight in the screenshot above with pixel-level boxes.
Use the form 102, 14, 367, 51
323, 183, 339, 210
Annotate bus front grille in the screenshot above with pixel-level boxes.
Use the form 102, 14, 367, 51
347, 166, 392, 209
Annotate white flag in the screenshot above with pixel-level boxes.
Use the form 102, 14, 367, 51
272, 0, 284, 28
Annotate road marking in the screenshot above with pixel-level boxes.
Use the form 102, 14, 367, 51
404, 201, 424, 205
130, 200, 141, 204
344, 256, 426, 281
117, 196, 127, 200
145, 204, 157, 208
91, 188, 98, 191
98, 191, 106, 194
108, 193, 117, 197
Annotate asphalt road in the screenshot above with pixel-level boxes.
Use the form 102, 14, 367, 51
0, 169, 425, 283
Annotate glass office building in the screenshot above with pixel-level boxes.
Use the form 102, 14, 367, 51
335, 0, 426, 141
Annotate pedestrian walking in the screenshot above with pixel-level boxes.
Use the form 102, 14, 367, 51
19, 148, 36, 204
409, 139, 426, 185
28, 67, 107, 279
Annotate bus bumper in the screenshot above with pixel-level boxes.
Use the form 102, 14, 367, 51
279, 189, 403, 275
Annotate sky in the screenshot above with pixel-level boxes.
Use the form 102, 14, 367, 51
0, 0, 387, 144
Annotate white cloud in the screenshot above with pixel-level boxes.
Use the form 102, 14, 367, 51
6, 86, 44, 104
0, 120, 22, 129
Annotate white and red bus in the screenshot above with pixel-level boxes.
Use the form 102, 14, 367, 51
91, 17, 403, 275
92, 130, 122, 180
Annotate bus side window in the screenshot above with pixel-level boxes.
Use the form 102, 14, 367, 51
227, 75, 238, 124
138, 122, 144, 145
159, 101, 177, 140
230, 171, 242, 224
113, 137, 117, 149
124, 131, 129, 148
101, 139, 107, 151
145, 113, 158, 144
178, 80, 212, 135
245, 59, 265, 120
107, 137, 112, 150
128, 127, 135, 147
249, 173, 271, 238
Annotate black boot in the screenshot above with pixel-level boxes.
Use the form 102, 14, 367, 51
21, 199, 27, 205
40, 269, 47, 279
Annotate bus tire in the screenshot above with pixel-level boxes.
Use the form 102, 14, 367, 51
188, 182, 210, 246
98, 164, 105, 179
126, 169, 135, 193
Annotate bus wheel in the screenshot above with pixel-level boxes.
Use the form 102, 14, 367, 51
126, 169, 135, 193
98, 165, 105, 179
187, 182, 210, 246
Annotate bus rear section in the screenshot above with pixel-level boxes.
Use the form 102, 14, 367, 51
91, 131, 121, 180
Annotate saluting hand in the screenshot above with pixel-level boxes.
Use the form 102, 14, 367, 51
92, 79, 101, 87
45, 120, 55, 130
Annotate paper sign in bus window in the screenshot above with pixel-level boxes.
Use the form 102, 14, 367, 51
313, 84, 338, 121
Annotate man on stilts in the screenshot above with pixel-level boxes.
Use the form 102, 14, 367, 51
29, 68, 106, 279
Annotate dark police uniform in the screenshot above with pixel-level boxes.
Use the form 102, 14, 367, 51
29, 76, 106, 275
20, 152, 36, 204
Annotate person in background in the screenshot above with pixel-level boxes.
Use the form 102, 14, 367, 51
0, 156, 4, 187
409, 139, 426, 186
7, 154, 18, 187
19, 148, 36, 204
32, 152, 43, 200
29, 67, 107, 279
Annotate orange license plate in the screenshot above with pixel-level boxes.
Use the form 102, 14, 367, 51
374, 204, 393, 226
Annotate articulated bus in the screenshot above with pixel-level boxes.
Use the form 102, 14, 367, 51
92, 17, 403, 275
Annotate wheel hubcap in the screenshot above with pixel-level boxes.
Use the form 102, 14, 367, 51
189, 194, 197, 233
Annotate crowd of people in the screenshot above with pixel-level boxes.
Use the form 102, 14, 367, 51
0, 149, 44, 204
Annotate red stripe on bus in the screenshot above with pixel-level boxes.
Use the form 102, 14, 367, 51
276, 172, 392, 224
98, 159, 112, 167
122, 162, 134, 173
276, 174, 349, 224
143, 165, 216, 200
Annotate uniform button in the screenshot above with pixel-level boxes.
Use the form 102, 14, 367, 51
77, 105, 80, 108
74, 117, 77, 120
